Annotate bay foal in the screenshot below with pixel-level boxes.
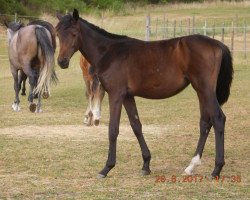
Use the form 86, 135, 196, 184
56, 10, 233, 178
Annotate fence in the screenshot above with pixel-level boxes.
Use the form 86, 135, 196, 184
0, 13, 250, 61
144, 14, 250, 59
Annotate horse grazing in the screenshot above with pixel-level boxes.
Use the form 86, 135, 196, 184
56, 9, 233, 179
80, 55, 105, 126
5, 21, 57, 112
18, 20, 57, 97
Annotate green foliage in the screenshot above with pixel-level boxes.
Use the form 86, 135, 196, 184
0, 0, 244, 17
0, 0, 29, 15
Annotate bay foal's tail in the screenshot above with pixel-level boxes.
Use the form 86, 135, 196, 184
33, 26, 57, 96
216, 44, 234, 105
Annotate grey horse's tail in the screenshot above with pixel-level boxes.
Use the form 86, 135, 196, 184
33, 26, 57, 96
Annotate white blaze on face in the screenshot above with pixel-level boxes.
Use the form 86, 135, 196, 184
184, 154, 201, 175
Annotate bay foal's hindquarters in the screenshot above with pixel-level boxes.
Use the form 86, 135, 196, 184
56, 9, 233, 178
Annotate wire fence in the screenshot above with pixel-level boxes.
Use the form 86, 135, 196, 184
144, 15, 250, 59
0, 13, 250, 61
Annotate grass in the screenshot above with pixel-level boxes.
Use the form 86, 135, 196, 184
0, 2, 250, 199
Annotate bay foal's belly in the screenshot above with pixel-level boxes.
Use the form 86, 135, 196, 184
129, 75, 190, 99
127, 63, 189, 99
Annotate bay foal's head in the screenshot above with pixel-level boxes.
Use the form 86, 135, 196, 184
56, 9, 81, 69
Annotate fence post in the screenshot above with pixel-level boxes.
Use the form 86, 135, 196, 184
188, 18, 190, 35
166, 19, 168, 39
244, 20, 247, 59
173, 20, 176, 38
163, 13, 166, 39
192, 15, 195, 34
213, 20, 215, 39
101, 12, 104, 27
235, 14, 238, 34
15, 13, 17, 22
221, 22, 225, 43
231, 21, 234, 55
155, 18, 158, 40
180, 20, 182, 35
204, 19, 207, 36
145, 14, 151, 41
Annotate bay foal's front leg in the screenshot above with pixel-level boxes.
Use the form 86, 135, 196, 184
123, 96, 151, 175
98, 93, 124, 178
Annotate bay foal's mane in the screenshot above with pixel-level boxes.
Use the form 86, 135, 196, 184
56, 14, 128, 40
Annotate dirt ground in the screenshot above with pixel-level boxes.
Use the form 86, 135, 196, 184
0, 124, 178, 140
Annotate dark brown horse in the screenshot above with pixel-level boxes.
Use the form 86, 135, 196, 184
56, 9, 233, 179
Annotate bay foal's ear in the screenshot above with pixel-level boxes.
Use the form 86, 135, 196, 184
56, 11, 63, 20
73, 9, 79, 21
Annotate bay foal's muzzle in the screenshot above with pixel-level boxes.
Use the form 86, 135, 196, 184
57, 57, 69, 69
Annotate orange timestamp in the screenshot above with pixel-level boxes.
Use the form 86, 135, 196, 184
155, 175, 241, 183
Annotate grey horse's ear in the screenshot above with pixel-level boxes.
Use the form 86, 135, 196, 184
73, 9, 79, 21
56, 11, 63, 20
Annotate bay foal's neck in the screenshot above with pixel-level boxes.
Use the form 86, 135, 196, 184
78, 19, 126, 68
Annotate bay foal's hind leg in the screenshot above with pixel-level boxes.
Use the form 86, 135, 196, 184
211, 105, 226, 178
123, 96, 151, 175
98, 93, 124, 178
185, 109, 212, 175
185, 92, 225, 178
11, 69, 21, 111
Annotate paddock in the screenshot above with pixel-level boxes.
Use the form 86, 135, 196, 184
0, 5, 249, 199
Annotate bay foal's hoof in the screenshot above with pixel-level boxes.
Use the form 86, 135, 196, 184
97, 174, 106, 179
141, 169, 151, 176
29, 103, 36, 113
210, 174, 220, 181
